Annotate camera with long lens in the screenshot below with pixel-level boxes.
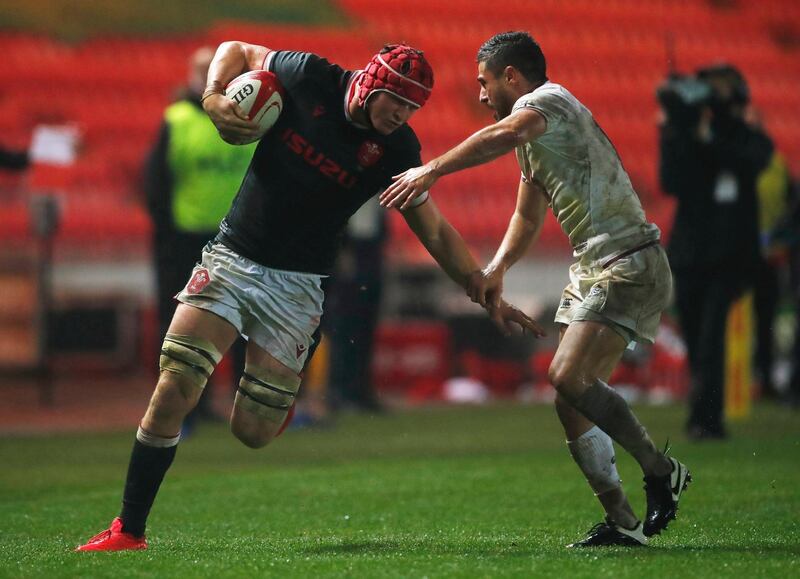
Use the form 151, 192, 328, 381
657, 64, 750, 129
656, 74, 713, 129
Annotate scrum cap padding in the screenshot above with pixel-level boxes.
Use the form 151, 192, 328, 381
358, 44, 434, 108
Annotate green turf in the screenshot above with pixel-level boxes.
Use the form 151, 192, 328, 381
1, 403, 798, 578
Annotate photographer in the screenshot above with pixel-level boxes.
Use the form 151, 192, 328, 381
658, 64, 773, 440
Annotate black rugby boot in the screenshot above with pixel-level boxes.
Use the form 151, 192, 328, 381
643, 456, 691, 536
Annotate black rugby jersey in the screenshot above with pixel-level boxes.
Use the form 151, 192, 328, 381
217, 51, 422, 275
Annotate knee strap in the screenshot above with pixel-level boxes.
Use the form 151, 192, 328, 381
159, 333, 222, 390
236, 365, 301, 423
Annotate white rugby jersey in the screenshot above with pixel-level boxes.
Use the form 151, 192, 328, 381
512, 81, 660, 264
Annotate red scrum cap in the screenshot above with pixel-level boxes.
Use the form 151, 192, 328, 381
357, 44, 434, 109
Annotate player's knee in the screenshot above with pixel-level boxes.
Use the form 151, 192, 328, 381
159, 333, 222, 397
232, 364, 300, 447
148, 333, 223, 419
547, 360, 569, 390
547, 360, 583, 400
150, 372, 199, 415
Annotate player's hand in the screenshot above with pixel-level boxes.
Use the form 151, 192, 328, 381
467, 264, 505, 309
380, 163, 440, 209
203, 94, 261, 145
487, 301, 546, 338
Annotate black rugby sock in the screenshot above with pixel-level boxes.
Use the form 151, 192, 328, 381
119, 430, 179, 537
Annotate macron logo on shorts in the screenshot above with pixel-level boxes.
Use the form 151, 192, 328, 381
296, 343, 307, 359
187, 268, 211, 294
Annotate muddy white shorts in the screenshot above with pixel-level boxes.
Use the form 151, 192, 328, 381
554, 243, 672, 344
176, 242, 325, 374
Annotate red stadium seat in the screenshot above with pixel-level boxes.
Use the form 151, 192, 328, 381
1, 0, 798, 252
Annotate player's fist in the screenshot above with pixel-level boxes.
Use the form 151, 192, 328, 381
203, 94, 262, 145
467, 265, 504, 308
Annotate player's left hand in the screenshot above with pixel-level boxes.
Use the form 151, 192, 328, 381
203, 94, 262, 145
380, 163, 440, 209
487, 301, 546, 338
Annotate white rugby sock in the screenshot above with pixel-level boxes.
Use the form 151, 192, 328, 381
136, 426, 180, 448
567, 425, 621, 495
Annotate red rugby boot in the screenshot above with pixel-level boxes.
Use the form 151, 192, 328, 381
75, 518, 147, 552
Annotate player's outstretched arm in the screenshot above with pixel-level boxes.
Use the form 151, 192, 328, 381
380, 108, 546, 209
202, 41, 269, 144
468, 178, 548, 308
487, 300, 545, 337
401, 197, 545, 337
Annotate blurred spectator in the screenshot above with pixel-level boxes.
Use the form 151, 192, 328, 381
753, 146, 793, 399
326, 198, 387, 412
658, 63, 774, 440
143, 46, 255, 426
787, 192, 800, 407
770, 176, 800, 406
2, 125, 80, 172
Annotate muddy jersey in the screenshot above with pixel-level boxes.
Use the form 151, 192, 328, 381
512, 82, 660, 265
218, 51, 424, 275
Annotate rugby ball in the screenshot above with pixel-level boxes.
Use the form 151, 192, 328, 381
224, 70, 285, 143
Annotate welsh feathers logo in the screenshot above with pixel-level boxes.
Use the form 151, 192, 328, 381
186, 268, 211, 294
357, 140, 384, 167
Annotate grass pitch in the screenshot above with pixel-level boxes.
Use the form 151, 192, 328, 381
1, 403, 798, 578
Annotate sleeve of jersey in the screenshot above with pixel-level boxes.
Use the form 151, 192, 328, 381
512, 89, 566, 137
266, 51, 332, 91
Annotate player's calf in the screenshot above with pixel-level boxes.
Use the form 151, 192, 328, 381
554, 376, 671, 479
78, 333, 224, 550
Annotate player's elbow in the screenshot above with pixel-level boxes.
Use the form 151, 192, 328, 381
217, 40, 243, 56
217, 41, 264, 71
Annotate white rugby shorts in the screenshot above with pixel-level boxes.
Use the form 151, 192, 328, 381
176, 242, 325, 374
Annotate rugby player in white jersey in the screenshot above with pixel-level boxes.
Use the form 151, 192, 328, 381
382, 31, 691, 547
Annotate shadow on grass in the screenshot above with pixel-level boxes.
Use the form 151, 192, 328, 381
564, 542, 800, 559
302, 538, 539, 558
657, 544, 800, 556
303, 539, 800, 559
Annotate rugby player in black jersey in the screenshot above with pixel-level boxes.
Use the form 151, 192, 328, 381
76, 41, 544, 552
